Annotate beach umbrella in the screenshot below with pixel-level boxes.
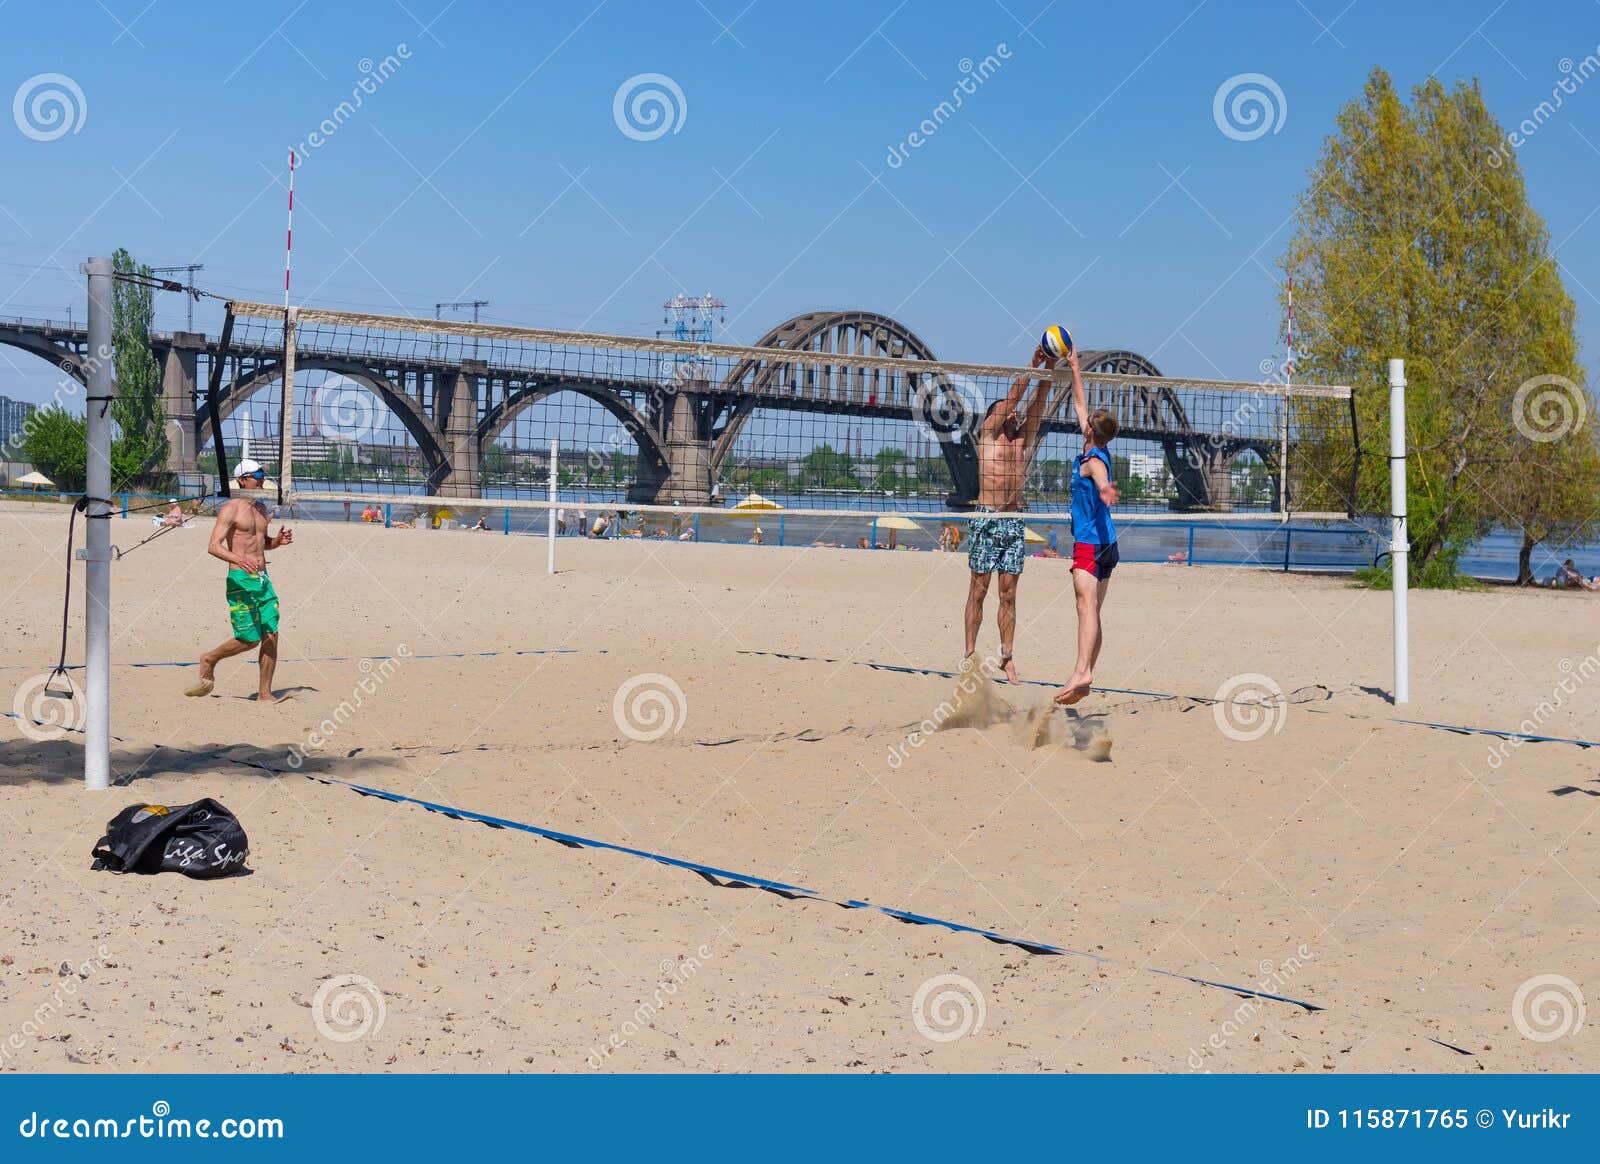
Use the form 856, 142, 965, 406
14, 470, 53, 488
1024, 527, 1048, 544
875, 514, 922, 531
731, 492, 782, 513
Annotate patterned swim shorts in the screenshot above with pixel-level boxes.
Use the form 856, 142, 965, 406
967, 515, 1026, 576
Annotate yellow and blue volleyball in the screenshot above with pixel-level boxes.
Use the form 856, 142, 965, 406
1041, 325, 1073, 358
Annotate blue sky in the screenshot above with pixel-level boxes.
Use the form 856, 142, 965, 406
1, 0, 1597, 406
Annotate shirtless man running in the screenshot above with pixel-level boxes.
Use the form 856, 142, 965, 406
184, 459, 295, 703
963, 345, 1054, 683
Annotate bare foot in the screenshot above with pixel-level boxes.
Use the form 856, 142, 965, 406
1000, 654, 1020, 684
184, 661, 216, 698
1053, 670, 1092, 706
256, 691, 294, 704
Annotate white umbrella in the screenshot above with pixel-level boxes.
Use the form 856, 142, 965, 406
14, 470, 54, 488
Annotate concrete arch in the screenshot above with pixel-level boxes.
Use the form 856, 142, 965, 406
478, 380, 668, 473
0, 327, 87, 387
196, 357, 445, 471
708, 310, 944, 478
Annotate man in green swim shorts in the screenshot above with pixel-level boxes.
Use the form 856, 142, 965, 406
185, 460, 295, 703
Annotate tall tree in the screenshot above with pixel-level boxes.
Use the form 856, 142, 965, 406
109, 248, 168, 489
1282, 69, 1596, 583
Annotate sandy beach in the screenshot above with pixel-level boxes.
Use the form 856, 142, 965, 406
1, 500, 1596, 1073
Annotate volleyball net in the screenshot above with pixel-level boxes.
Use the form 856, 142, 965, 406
207, 300, 1358, 535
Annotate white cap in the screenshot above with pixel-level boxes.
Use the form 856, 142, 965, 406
233, 458, 264, 477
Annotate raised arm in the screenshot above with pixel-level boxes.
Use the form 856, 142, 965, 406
1065, 346, 1088, 438
981, 346, 1050, 437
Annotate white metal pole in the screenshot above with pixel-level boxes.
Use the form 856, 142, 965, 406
547, 439, 558, 574
82, 257, 115, 790
1388, 358, 1409, 705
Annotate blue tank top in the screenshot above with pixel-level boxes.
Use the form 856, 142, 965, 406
1071, 449, 1116, 545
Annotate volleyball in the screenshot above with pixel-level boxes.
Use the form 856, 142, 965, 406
1041, 324, 1073, 358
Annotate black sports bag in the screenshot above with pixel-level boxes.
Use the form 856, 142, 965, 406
90, 798, 249, 878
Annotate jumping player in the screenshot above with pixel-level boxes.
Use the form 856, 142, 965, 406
184, 459, 295, 703
1055, 346, 1121, 706
963, 346, 1054, 683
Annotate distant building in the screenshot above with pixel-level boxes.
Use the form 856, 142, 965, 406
0, 396, 36, 454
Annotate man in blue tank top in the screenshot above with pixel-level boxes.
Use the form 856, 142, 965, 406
1055, 345, 1121, 706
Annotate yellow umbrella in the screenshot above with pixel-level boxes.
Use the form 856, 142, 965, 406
731, 492, 782, 513
875, 514, 922, 532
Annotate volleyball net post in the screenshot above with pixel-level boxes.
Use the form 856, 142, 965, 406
547, 438, 557, 574
82, 256, 115, 791
1388, 358, 1409, 705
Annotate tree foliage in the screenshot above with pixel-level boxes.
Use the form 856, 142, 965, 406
109, 248, 169, 490
19, 405, 88, 491
1282, 68, 1598, 584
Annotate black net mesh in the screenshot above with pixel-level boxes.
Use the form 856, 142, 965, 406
211, 305, 1357, 526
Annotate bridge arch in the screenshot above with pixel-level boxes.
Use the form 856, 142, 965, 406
196, 357, 446, 474
477, 381, 667, 476
0, 325, 88, 390
707, 310, 946, 480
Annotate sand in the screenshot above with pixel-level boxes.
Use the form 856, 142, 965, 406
1, 500, 1597, 1073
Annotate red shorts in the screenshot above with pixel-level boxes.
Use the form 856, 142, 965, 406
1071, 541, 1120, 579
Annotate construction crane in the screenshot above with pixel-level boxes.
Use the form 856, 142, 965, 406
435, 299, 490, 361
150, 263, 205, 330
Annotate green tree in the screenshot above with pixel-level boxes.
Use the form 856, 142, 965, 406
109, 248, 169, 490
872, 447, 907, 490
1282, 69, 1595, 584
800, 444, 858, 490
19, 405, 87, 491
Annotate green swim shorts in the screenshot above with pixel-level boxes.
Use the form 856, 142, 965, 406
226, 568, 280, 644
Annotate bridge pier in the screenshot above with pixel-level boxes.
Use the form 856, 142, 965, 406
162, 331, 204, 478
631, 389, 711, 505
432, 362, 482, 498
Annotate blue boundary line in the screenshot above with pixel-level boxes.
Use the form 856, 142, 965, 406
1394, 718, 1600, 749
740, 650, 1600, 751
0, 704, 1323, 1013
226, 757, 1323, 1013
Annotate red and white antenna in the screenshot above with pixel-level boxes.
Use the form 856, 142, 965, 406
284, 149, 297, 310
